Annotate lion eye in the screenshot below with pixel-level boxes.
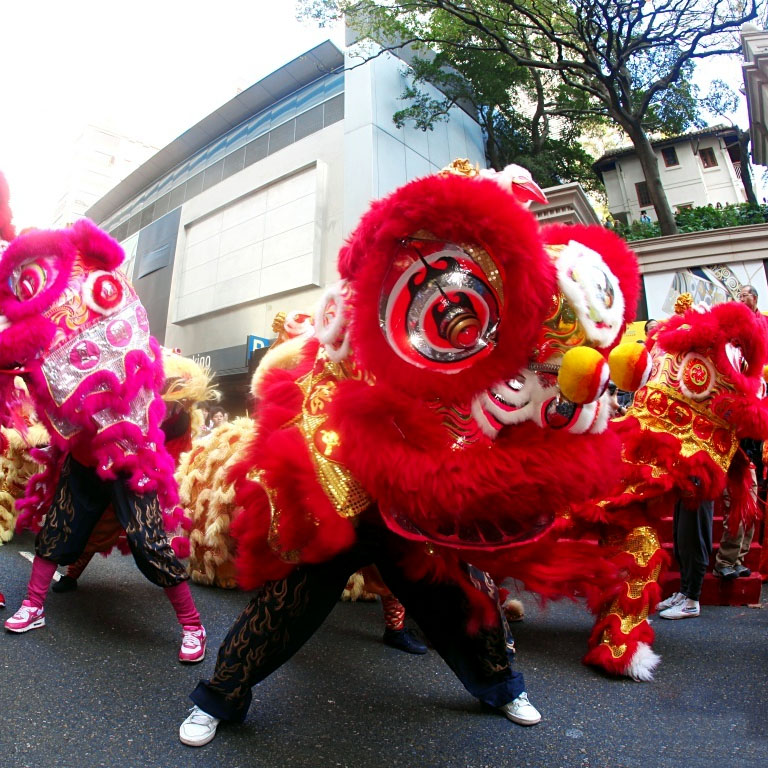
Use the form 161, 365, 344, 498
14, 263, 47, 301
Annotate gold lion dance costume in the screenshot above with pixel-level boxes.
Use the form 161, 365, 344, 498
0, 384, 48, 546
179, 161, 649, 747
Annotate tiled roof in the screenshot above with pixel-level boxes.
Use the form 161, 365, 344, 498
594, 124, 738, 167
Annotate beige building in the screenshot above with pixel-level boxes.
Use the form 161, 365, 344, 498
742, 22, 768, 167
593, 125, 747, 226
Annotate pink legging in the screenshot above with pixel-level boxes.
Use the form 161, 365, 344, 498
27, 555, 201, 627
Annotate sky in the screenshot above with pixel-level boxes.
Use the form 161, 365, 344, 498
0, 1, 344, 229
0, 1, 755, 230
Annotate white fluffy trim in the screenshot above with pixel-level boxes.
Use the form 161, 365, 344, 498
624, 642, 661, 682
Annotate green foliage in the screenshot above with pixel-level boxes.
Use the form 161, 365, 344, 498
616, 203, 768, 241
296, 0, 760, 236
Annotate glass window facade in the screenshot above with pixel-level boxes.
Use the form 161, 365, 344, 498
101, 68, 344, 239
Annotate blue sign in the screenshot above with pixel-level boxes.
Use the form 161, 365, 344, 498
247, 335, 273, 360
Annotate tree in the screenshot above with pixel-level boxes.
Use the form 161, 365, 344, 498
382, 21, 607, 190
299, 0, 762, 235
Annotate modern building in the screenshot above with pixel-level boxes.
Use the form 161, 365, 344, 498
593, 125, 747, 225
742, 22, 768, 167
85, 40, 486, 413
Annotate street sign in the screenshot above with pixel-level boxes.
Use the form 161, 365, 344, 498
247, 334, 273, 361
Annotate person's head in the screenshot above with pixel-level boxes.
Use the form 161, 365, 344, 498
210, 406, 226, 427
644, 318, 659, 336
738, 284, 758, 312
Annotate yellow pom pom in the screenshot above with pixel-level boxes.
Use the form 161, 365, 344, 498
558, 347, 609, 404
608, 342, 651, 392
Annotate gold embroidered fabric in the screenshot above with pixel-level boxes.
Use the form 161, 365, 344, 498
252, 469, 301, 564
295, 349, 371, 520
598, 526, 663, 658
632, 382, 737, 472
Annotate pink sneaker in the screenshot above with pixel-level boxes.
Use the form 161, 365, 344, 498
0, 591, 5, 608
5, 600, 45, 633
179, 625, 206, 663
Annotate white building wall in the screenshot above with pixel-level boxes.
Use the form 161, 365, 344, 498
163, 121, 345, 355
128, 49, 485, 359
343, 50, 486, 235
52, 126, 158, 229
604, 135, 746, 223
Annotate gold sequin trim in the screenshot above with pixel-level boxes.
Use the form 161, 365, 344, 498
252, 469, 301, 563
295, 352, 371, 520
632, 382, 737, 473
599, 526, 663, 657
624, 525, 661, 567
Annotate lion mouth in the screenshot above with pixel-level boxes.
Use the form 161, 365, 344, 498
379, 502, 557, 551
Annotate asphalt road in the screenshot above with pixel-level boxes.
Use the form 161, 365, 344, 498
1, 530, 766, 768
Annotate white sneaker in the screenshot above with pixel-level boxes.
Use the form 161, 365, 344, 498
179, 706, 220, 747
655, 591, 685, 612
659, 599, 700, 620
500, 692, 541, 726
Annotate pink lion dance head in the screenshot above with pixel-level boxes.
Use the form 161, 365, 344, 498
0, 217, 177, 526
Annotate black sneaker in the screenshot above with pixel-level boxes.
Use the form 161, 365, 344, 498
734, 564, 752, 578
714, 566, 738, 580
382, 628, 427, 654
52, 575, 78, 593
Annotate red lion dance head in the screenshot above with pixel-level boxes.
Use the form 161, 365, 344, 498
232, 162, 640, 589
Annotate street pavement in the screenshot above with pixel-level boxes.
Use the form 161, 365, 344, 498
1, 530, 766, 768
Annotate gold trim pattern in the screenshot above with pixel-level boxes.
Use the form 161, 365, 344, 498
632, 382, 737, 473
295, 350, 371, 520
252, 469, 301, 564
599, 526, 663, 658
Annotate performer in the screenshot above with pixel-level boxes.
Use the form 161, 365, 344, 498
178, 161, 642, 746
585, 292, 768, 667
0, 209, 206, 663
51, 349, 216, 593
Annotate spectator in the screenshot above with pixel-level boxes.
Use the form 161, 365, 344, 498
640, 211, 652, 224
209, 406, 228, 429
657, 497, 713, 619
714, 284, 762, 580
607, 383, 626, 418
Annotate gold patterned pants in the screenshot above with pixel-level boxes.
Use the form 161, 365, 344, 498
35, 455, 187, 588
189, 512, 524, 722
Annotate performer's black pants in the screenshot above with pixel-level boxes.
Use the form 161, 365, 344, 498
35, 455, 187, 588
190, 514, 525, 722
672, 498, 713, 601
